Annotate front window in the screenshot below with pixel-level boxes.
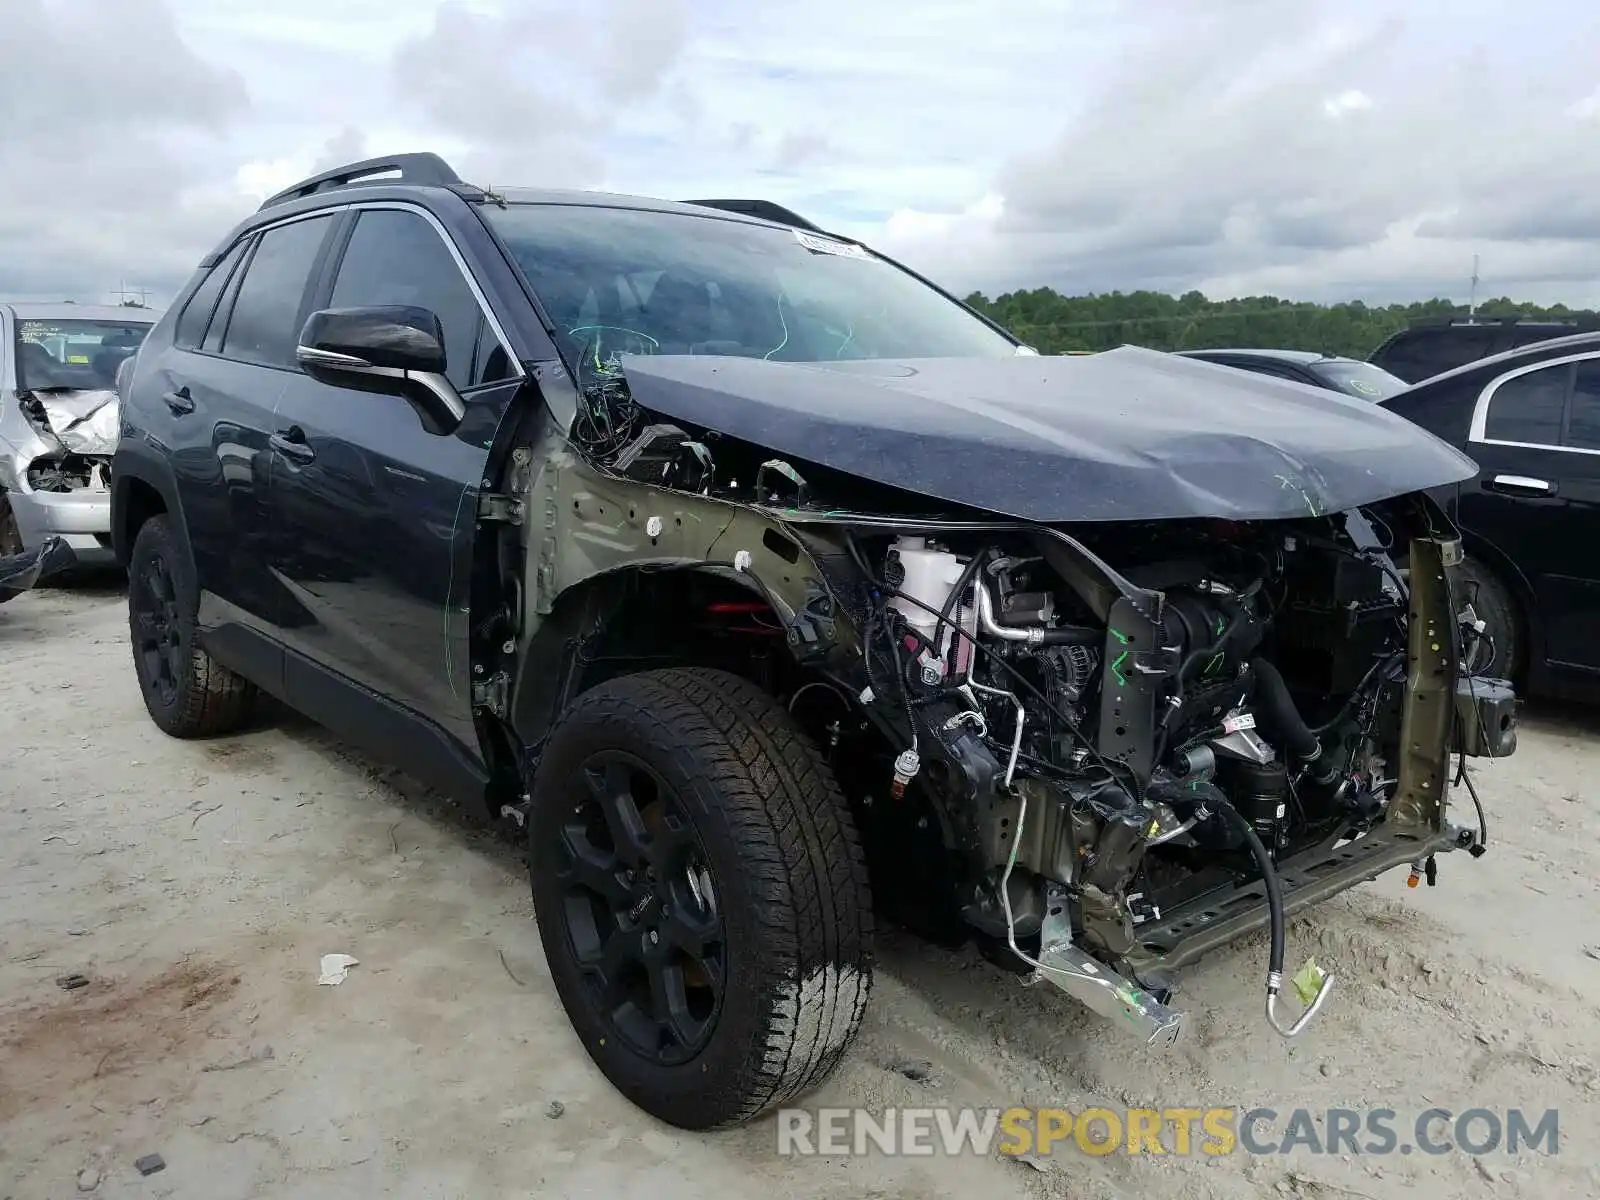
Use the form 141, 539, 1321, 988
1308, 360, 1407, 400
483, 204, 1016, 377
15, 317, 153, 391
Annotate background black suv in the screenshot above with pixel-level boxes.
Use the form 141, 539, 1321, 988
1380, 331, 1600, 701
1369, 314, 1600, 383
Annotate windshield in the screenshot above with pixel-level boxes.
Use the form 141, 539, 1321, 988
14, 317, 153, 391
1309, 359, 1407, 400
484, 204, 1016, 374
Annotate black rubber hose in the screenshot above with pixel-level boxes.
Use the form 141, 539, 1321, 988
1218, 799, 1285, 980
1249, 657, 1327, 771
1036, 624, 1102, 645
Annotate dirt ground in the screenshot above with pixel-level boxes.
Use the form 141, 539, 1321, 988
3, 582, 1598, 1200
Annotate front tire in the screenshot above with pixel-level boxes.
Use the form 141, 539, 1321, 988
528, 667, 873, 1130
127, 515, 258, 737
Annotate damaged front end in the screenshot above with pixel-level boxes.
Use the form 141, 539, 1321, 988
503, 348, 1513, 1051
14, 387, 119, 486
1, 387, 118, 559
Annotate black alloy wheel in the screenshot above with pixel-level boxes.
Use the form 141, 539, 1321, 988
529, 667, 874, 1130
126, 515, 257, 737
130, 548, 184, 709
556, 749, 727, 1065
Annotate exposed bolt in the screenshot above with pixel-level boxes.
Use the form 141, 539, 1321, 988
501, 639, 516, 654
648, 930, 659, 945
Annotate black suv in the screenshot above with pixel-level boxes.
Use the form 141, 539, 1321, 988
1369, 314, 1600, 384
1380, 331, 1600, 701
113, 153, 1510, 1130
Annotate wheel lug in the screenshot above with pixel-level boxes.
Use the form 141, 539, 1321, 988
647, 930, 659, 945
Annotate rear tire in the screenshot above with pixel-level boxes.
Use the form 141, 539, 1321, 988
1457, 554, 1521, 681
528, 667, 873, 1130
128, 515, 258, 737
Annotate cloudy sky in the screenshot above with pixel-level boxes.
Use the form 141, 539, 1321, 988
5, 0, 1599, 310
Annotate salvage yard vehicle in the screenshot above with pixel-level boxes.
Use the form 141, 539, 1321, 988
1175, 348, 1407, 400
110, 154, 1516, 1131
1369, 313, 1600, 384
1, 303, 157, 565
1379, 330, 1600, 702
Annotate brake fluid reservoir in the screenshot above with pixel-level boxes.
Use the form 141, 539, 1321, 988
888, 537, 965, 651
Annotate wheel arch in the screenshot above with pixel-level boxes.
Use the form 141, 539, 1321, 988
508, 559, 822, 754
110, 446, 193, 574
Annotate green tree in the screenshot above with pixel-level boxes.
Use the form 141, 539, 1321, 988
965, 288, 1599, 359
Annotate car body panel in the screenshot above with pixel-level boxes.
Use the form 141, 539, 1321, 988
614, 348, 1478, 524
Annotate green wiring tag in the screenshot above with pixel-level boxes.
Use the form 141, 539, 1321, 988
1291, 958, 1327, 1006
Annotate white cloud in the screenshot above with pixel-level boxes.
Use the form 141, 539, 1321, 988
1322, 89, 1374, 117
5, 0, 1600, 309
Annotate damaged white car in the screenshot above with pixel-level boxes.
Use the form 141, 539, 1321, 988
0, 304, 157, 564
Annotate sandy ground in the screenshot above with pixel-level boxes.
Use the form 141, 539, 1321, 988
3, 582, 1598, 1200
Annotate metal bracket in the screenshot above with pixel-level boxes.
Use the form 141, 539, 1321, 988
1031, 883, 1187, 1047
472, 670, 511, 716
478, 492, 524, 524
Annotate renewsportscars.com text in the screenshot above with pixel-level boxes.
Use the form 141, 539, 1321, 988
775, 1105, 1560, 1159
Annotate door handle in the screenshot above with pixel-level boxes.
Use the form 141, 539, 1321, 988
269, 426, 315, 463
1485, 474, 1556, 497
162, 386, 195, 415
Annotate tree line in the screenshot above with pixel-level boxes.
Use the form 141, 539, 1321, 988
961, 289, 1600, 359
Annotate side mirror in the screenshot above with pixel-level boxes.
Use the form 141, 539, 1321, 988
296, 306, 464, 432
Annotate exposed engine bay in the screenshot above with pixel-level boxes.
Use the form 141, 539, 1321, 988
768, 508, 1512, 1045
15, 389, 117, 493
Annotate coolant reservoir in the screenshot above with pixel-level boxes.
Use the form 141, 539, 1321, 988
888, 536, 965, 649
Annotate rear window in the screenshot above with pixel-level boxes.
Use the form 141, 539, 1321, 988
1373, 326, 1498, 383
1482, 363, 1570, 446
1506, 325, 1576, 351
1568, 361, 1600, 451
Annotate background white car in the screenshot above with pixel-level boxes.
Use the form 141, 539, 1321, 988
0, 303, 159, 565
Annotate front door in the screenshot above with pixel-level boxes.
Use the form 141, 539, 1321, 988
1462, 352, 1600, 675
267, 205, 523, 751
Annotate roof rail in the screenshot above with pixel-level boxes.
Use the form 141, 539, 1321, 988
1406, 313, 1596, 330
684, 198, 827, 232
258, 152, 466, 211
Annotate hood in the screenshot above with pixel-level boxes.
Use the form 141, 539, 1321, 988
615, 347, 1479, 523
20, 388, 120, 455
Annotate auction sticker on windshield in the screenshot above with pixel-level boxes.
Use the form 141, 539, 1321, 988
794, 229, 871, 259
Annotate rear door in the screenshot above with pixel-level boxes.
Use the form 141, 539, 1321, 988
266, 203, 524, 753
1462, 352, 1600, 674
151, 213, 339, 682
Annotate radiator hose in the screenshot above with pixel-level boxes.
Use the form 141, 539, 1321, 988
1216, 798, 1334, 1038
1250, 658, 1339, 785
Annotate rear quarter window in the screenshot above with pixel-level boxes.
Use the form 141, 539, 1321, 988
1481, 362, 1571, 446
174, 241, 248, 350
